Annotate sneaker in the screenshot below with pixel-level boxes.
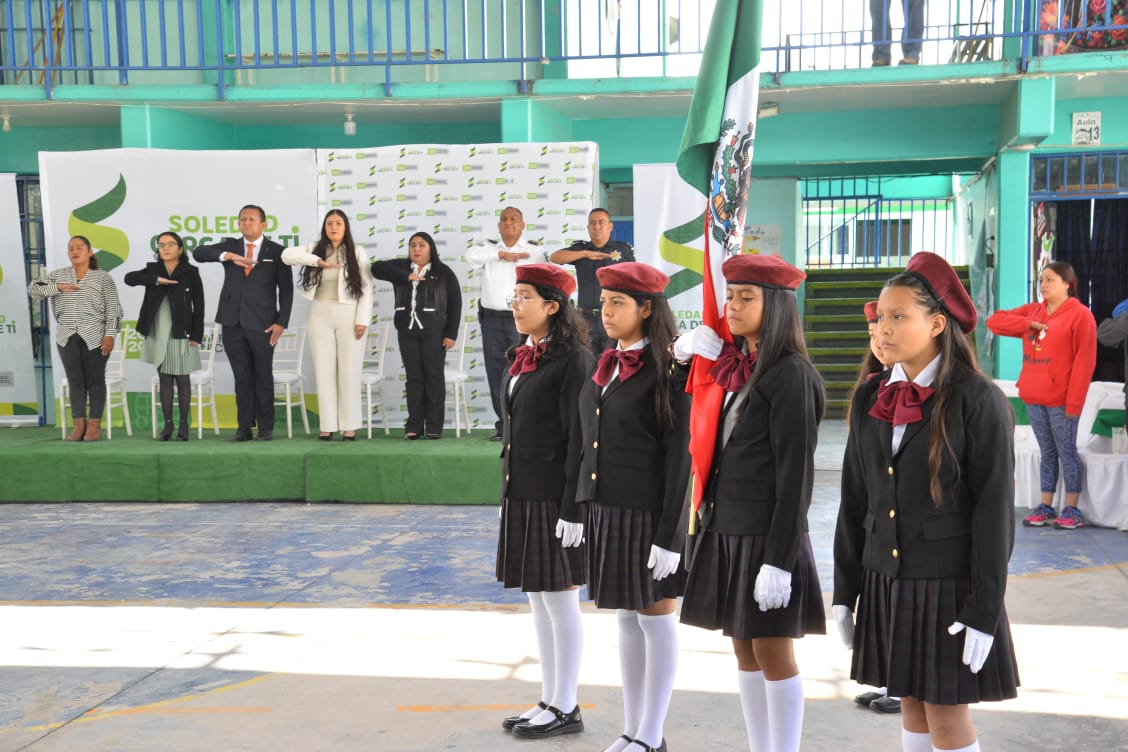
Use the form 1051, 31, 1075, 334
1053, 506, 1088, 530
1022, 503, 1057, 527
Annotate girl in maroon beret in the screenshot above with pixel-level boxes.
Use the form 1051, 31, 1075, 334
833, 254, 1019, 752
577, 262, 691, 752
676, 253, 825, 752
497, 264, 594, 740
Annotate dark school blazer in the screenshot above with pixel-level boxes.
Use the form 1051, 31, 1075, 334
193, 236, 293, 331
499, 346, 594, 522
833, 366, 1016, 634
699, 353, 826, 573
576, 349, 692, 552
124, 260, 205, 342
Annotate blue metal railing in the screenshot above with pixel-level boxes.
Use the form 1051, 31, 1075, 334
1, 1, 1126, 98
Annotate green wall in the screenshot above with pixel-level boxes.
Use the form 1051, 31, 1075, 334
0, 127, 120, 173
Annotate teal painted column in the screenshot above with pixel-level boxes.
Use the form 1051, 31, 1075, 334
120, 105, 235, 148
499, 99, 572, 142
542, 0, 568, 79
994, 148, 1031, 379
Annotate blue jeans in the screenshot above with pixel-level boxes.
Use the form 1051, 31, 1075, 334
1027, 403, 1083, 494
478, 305, 519, 433
870, 0, 926, 63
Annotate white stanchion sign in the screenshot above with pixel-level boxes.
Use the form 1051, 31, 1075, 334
39, 149, 319, 431
0, 174, 39, 424
316, 142, 598, 430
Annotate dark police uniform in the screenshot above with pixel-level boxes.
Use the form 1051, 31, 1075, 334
559, 239, 635, 354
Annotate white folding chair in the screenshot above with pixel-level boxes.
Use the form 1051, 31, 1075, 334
149, 324, 222, 439
444, 320, 472, 438
59, 330, 131, 439
272, 325, 311, 438
360, 322, 392, 438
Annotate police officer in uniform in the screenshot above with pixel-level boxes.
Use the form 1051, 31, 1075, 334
466, 206, 549, 440
549, 208, 634, 355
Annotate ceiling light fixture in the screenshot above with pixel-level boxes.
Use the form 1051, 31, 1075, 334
757, 102, 780, 119
343, 113, 356, 136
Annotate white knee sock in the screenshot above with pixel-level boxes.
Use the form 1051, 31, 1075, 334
526, 592, 555, 719
934, 742, 980, 752
529, 588, 583, 724
902, 728, 932, 752
764, 674, 804, 752
632, 612, 678, 749
738, 670, 770, 752
603, 610, 645, 752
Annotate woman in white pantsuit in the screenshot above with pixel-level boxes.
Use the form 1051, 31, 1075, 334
283, 210, 374, 440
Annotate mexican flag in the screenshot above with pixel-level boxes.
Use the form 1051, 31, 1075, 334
674, 0, 763, 513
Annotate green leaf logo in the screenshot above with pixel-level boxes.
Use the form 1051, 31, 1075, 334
68, 174, 129, 271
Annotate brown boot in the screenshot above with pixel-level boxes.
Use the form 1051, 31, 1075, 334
83, 418, 102, 442
65, 417, 86, 442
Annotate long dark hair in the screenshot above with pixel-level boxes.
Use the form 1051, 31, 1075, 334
70, 235, 98, 269
506, 284, 590, 362
299, 210, 363, 299
743, 287, 813, 390
632, 292, 678, 430
884, 272, 981, 507
1045, 261, 1078, 297
846, 349, 886, 425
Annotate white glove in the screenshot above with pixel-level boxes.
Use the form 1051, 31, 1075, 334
753, 564, 792, 611
647, 545, 681, 581
673, 324, 724, 362
555, 519, 584, 548
832, 604, 855, 649
947, 621, 994, 674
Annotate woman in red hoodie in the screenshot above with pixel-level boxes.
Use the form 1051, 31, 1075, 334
986, 262, 1097, 529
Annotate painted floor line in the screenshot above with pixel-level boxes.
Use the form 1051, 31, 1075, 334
1010, 562, 1128, 579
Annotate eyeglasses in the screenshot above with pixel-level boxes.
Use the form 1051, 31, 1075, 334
156, 242, 180, 249
506, 294, 547, 309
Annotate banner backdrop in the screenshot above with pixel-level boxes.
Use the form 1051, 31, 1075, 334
0, 174, 39, 423
39, 149, 320, 432
316, 142, 599, 430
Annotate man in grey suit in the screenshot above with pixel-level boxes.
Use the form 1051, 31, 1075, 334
193, 205, 293, 442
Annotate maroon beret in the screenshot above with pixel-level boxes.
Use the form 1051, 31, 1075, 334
903, 252, 978, 334
722, 254, 806, 291
864, 300, 879, 324
516, 263, 576, 298
596, 262, 669, 296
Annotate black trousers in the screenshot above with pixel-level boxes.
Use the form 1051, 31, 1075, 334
478, 306, 519, 433
223, 323, 275, 434
58, 334, 109, 419
580, 308, 611, 356
398, 327, 446, 436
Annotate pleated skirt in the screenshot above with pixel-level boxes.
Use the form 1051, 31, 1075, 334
586, 502, 686, 611
852, 569, 1020, 705
496, 497, 586, 592
680, 529, 826, 640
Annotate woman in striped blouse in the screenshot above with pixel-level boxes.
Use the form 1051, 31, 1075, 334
28, 235, 123, 441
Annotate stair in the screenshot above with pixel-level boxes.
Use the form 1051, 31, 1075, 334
804, 265, 971, 419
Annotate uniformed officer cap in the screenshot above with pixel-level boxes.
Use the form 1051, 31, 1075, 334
903, 252, 978, 333
516, 263, 576, 298
722, 254, 806, 291
596, 262, 669, 297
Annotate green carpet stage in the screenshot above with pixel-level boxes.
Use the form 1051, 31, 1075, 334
0, 427, 504, 504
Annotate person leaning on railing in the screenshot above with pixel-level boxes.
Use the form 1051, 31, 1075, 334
27, 235, 123, 442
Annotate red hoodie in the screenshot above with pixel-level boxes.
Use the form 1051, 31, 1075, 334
986, 296, 1097, 415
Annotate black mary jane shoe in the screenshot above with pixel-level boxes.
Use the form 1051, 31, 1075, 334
318, 433, 334, 442
631, 739, 667, 752
511, 704, 583, 739
502, 701, 547, 731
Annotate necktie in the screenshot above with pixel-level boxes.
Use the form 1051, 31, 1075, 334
868, 380, 935, 427
509, 342, 546, 376
592, 348, 644, 387
244, 243, 256, 277
710, 342, 758, 393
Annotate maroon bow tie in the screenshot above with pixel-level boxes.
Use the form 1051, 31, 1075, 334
710, 342, 758, 393
509, 342, 546, 376
592, 348, 644, 387
869, 380, 935, 427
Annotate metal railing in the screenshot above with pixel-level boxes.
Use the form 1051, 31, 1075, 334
1, 1, 1126, 98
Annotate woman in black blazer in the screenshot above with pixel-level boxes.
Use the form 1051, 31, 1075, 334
677, 254, 825, 752
833, 253, 1019, 752
370, 231, 461, 439
495, 264, 592, 740
124, 231, 204, 441
576, 262, 689, 752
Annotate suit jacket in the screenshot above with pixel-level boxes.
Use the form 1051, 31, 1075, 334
499, 346, 594, 521
282, 242, 374, 327
576, 349, 691, 551
124, 260, 205, 342
699, 353, 825, 572
193, 236, 293, 331
833, 366, 1016, 634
